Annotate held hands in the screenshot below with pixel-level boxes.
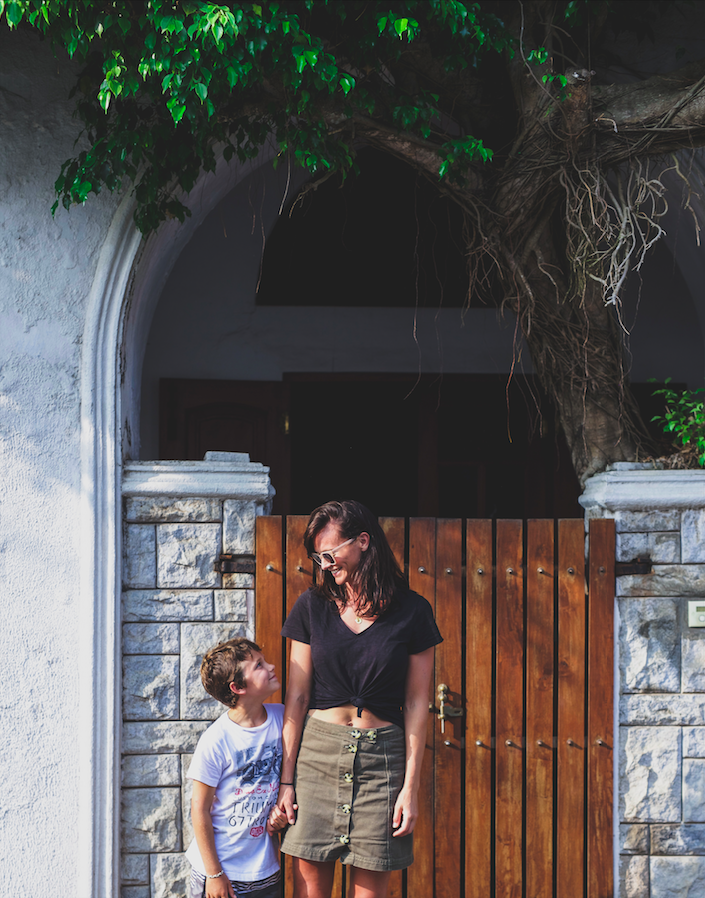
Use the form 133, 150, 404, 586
266, 803, 289, 835
205, 872, 236, 898
276, 783, 299, 826
392, 785, 418, 838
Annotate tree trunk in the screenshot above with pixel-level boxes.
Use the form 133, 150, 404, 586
519, 232, 645, 483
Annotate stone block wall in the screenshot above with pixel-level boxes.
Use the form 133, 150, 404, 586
120, 456, 273, 898
582, 466, 705, 897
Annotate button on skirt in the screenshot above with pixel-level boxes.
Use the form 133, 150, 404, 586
280, 715, 413, 871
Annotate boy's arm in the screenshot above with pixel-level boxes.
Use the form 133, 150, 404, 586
191, 780, 236, 898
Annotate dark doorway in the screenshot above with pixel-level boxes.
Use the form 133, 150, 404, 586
159, 374, 583, 518
255, 147, 483, 310
288, 374, 581, 518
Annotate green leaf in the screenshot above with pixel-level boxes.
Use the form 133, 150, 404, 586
377, 16, 387, 33
304, 48, 319, 67
5, 1, 23, 27
394, 17, 409, 37
166, 96, 187, 123
193, 82, 208, 101
339, 73, 355, 95
226, 65, 239, 89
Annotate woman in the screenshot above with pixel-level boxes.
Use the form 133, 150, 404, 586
273, 500, 442, 898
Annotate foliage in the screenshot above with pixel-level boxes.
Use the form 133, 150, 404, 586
0, 0, 514, 231
651, 380, 705, 467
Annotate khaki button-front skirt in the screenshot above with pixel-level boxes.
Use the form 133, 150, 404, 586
280, 715, 413, 871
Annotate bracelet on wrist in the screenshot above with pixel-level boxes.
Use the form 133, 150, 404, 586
206, 870, 224, 879
279, 782, 294, 786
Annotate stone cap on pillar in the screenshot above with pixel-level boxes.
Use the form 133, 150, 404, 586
122, 452, 276, 503
581, 463, 705, 515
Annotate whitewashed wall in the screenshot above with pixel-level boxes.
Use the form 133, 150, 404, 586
0, 29, 122, 898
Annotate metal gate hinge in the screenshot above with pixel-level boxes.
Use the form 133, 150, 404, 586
614, 556, 652, 576
214, 554, 255, 574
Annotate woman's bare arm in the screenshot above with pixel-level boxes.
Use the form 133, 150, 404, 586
277, 639, 313, 823
392, 646, 434, 837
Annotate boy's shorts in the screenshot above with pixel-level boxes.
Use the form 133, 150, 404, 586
189, 868, 280, 898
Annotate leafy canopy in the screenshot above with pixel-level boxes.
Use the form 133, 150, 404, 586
0, 0, 523, 231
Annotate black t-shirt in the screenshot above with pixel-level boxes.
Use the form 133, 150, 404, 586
281, 587, 443, 729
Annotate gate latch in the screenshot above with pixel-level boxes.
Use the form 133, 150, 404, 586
437, 683, 462, 734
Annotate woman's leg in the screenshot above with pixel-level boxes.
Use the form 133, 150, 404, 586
348, 868, 392, 898
292, 858, 337, 898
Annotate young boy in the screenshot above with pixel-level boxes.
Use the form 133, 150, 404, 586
186, 637, 285, 898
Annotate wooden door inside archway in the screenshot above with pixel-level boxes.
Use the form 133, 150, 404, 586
255, 517, 615, 898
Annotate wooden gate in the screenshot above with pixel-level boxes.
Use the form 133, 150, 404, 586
255, 517, 615, 898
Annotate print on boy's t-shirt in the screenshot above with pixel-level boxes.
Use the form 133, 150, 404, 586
227, 741, 282, 835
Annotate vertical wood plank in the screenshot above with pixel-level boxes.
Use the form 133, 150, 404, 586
465, 520, 494, 898
557, 519, 587, 898
380, 516, 405, 570
380, 516, 405, 898
587, 519, 615, 898
407, 519, 437, 898
330, 861, 344, 898
256, 515, 284, 705
284, 515, 311, 684
282, 515, 310, 898
495, 520, 523, 898
526, 520, 555, 898
434, 519, 463, 898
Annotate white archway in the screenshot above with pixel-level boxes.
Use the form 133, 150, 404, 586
78, 144, 278, 898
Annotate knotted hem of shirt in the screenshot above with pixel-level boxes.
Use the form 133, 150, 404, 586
350, 695, 365, 718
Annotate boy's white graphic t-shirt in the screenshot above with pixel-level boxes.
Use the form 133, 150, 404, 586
186, 703, 283, 881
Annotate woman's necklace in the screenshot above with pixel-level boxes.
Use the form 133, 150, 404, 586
341, 594, 366, 624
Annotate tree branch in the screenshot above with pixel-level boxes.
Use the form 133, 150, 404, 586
593, 59, 705, 159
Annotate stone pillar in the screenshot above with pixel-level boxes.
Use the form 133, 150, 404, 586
120, 453, 274, 898
581, 464, 705, 898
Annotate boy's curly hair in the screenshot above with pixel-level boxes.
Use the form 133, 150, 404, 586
200, 637, 261, 707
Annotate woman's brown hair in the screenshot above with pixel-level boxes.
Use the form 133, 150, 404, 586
303, 500, 407, 616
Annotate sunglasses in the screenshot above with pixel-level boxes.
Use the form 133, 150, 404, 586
311, 536, 358, 567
